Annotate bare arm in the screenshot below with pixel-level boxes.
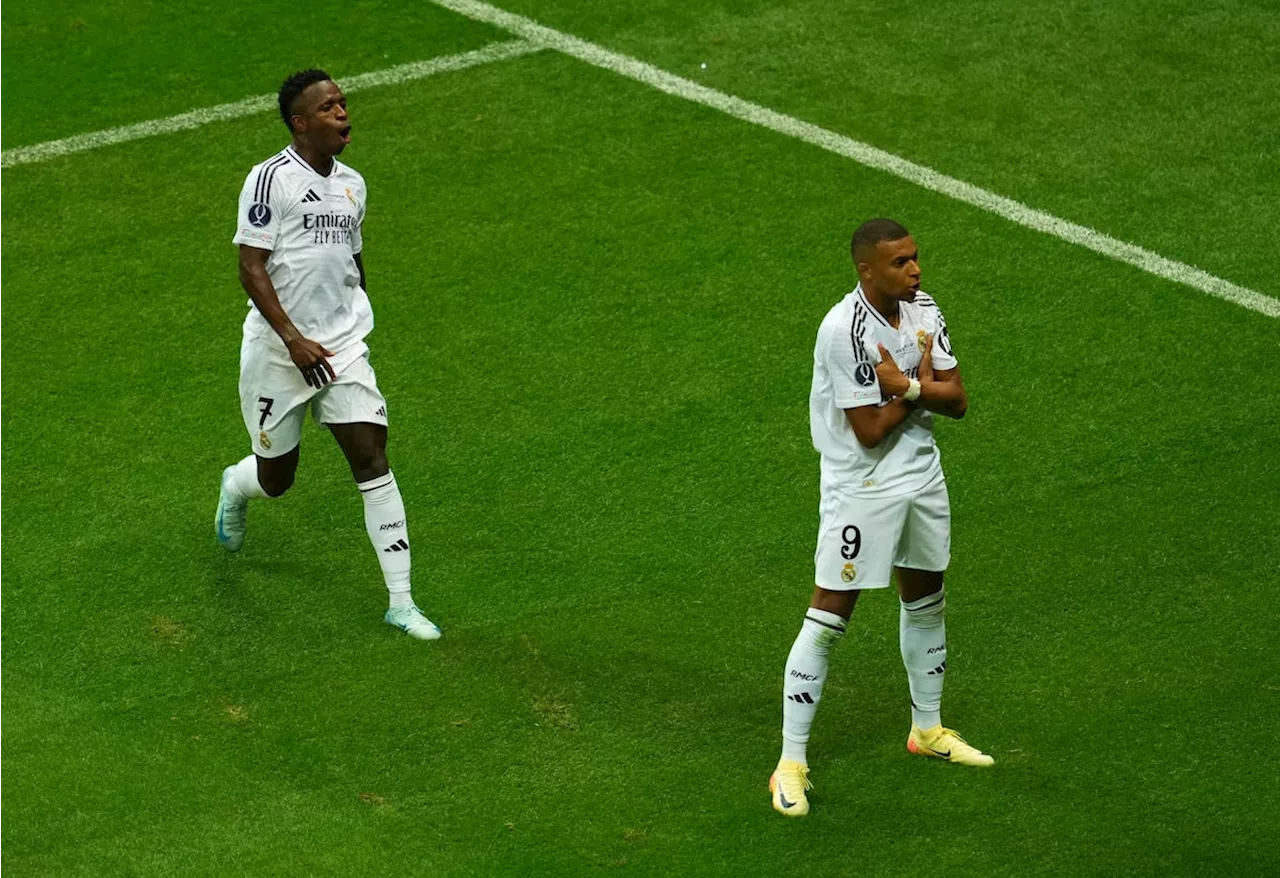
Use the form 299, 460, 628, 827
353, 251, 366, 291
238, 244, 303, 344
917, 365, 967, 419
238, 244, 335, 387
845, 398, 916, 448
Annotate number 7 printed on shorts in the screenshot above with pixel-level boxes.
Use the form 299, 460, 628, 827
258, 396, 274, 428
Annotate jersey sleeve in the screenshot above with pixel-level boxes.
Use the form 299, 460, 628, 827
350, 202, 364, 255
930, 307, 959, 371
829, 324, 882, 409
232, 166, 283, 250
349, 174, 367, 255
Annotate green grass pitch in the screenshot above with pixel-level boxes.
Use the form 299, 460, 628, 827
3, 1, 1279, 874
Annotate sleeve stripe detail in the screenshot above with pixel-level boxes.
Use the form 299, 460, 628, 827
262, 165, 285, 204
252, 157, 283, 202
850, 305, 868, 363
253, 154, 289, 204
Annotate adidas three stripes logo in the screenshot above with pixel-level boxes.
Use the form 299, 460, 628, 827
301, 189, 322, 203
384, 539, 409, 553
787, 692, 816, 704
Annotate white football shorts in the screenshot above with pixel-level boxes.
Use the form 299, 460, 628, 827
238, 336, 388, 458
814, 476, 951, 590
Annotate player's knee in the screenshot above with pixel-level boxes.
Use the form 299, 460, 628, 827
810, 585, 858, 620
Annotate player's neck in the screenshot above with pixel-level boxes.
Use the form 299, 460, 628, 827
861, 283, 901, 327
290, 139, 335, 177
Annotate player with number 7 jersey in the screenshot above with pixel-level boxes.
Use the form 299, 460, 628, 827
213, 68, 441, 641
770, 219, 992, 819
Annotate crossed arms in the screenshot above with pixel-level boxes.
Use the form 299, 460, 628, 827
846, 334, 968, 449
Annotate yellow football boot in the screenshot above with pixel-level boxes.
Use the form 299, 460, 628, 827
907, 725, 994, 767
769, 759, 812, 816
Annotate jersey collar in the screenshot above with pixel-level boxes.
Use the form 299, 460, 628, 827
285, 145, 336, 178
854, 284, 892, 327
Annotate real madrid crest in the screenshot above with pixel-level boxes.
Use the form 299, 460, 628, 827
841, 562, 856, 583
916, 329, 928, 352
259, 431, 272, 450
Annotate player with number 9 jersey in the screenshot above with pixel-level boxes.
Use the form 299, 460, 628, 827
770, 219, 992, 820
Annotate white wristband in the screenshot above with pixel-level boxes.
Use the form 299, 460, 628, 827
903, 378, 922, 402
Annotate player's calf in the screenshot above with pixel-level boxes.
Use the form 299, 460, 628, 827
256, 447, 300, 497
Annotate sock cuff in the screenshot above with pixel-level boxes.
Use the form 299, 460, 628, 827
357, 471, 396, 494
804, 607, 847, 635
230, 456, 269, 501
901, 588, 946, 621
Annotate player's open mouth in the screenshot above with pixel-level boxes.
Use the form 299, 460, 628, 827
340, 126, 352, 143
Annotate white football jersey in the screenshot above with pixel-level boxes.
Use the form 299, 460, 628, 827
810, 285, 959, 497
232, 145, 371, 356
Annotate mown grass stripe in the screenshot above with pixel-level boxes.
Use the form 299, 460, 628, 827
0, 40, 542, 170
427, 0, 1280, 320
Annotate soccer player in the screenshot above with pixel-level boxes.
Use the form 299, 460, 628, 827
769, 218, 992, 817
213, 69, 440, 641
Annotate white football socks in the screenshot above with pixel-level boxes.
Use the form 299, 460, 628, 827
225, 455, 269, 503
900, 588, 947, 730
358, 472, 415, 609
781, 608, 847, 764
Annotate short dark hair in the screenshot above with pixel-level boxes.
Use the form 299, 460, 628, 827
278, 69, 332, 132
851, 218, 911, 261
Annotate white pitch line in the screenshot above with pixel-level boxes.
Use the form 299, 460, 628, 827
427, 0, 1280, 320
0, 40, 542, 170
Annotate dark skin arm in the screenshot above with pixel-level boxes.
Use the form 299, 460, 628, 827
238, 244, 335, 387
354, 251, 366, 291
